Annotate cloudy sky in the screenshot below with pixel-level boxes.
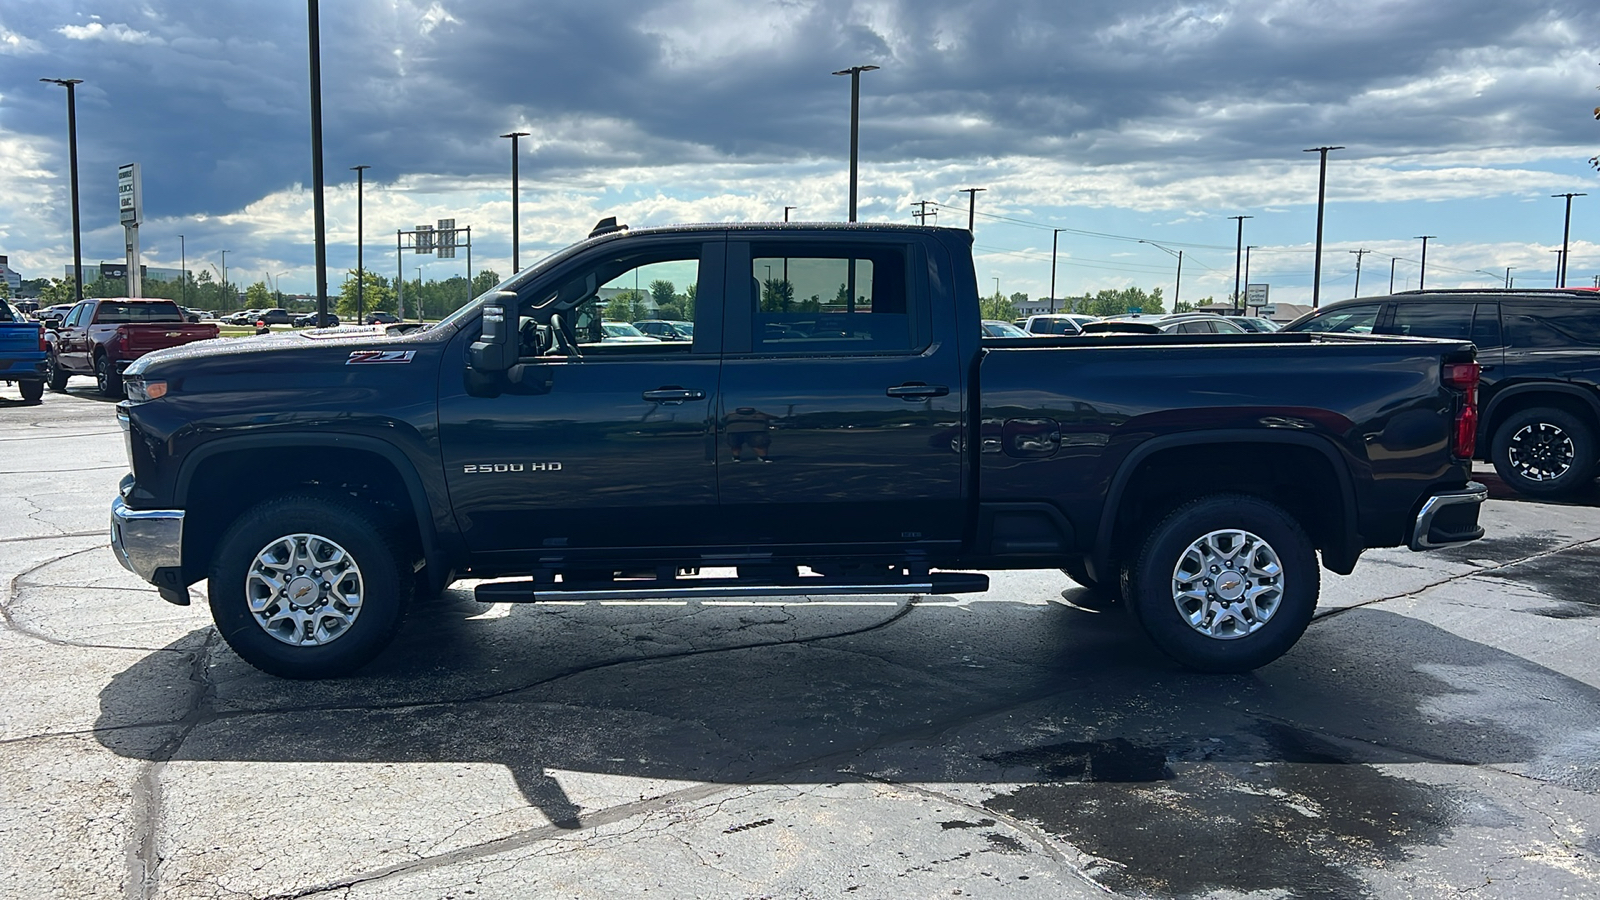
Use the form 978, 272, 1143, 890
2, 0, 1597, 306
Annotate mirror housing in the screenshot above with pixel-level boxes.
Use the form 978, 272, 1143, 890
468, 291, 519, 372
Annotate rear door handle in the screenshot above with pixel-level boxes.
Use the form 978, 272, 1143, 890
642, 388, 706, 404
886, 383, 950, 400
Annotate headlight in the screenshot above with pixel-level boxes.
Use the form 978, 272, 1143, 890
124, 379, 168, 404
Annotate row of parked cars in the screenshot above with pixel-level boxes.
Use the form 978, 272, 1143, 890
983, 312, 1281, 338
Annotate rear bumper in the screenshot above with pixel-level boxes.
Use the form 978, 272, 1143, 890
1408, 482, 1487, 551
110, 496, 183, 583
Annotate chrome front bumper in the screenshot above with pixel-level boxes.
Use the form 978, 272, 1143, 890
1408, 482, 1488, 551
110, 496, 183, 582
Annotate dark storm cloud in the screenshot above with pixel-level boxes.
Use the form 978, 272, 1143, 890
3, 0, 1595, 230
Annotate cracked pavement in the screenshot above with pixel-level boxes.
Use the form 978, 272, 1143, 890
4, 384, 1600, 899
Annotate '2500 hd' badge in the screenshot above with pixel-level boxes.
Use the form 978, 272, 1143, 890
347, 350, 416, 365
462, 462, 563, 473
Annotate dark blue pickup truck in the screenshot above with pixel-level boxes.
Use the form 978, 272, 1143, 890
110, 221, 1486, 678
0, 298, 47, 402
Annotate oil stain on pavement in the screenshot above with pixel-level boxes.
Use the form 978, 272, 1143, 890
983, 722, 1454, 900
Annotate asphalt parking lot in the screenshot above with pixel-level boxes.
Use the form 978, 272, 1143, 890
4, 382, 1600, 899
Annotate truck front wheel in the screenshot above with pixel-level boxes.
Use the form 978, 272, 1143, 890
1125, 494, 1318, 673
46, 352, 69, 391
95, 355, 123, 398
208, 494, 411, 679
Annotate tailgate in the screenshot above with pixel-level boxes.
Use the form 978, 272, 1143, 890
0, 321, 44, 358
122, 323, 218, 354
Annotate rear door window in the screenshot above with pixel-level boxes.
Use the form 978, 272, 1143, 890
1385, 302, 1474, 341
1470, 303, 1503, 350
1288, 303, 1382, 334
1504, 301, 1600, 348
746, 242, 922, 353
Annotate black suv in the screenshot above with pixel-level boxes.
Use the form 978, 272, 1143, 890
1285, 289, 1600, 498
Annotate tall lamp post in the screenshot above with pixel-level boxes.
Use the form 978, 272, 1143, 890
1349, 248, 1371, 298
179, 234, 186, 309
959, 187, 986, 233
1229, 215, 1253, 313
500, 132, 528, 271
831, 65, 879, 222
40, 78, 85, 303
1138, 240, 1183, 310
1504, 266, 1515, 289
1389, 257, 1401, 293
350, 164, 370, 323
306, 0, 331, 327
1243, 245, 1257, 307
1552, 193, 1585, 287
1303, 145, 1344, 308
1415, 236, 1436, 290
1050, 228, 1065, 313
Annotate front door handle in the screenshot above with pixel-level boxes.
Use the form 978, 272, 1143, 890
642, 387, 706, 404
1478, 364, 1495, 372
886, 383, 950, 400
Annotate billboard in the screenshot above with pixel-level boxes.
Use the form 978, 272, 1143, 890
118, 163, 142, 226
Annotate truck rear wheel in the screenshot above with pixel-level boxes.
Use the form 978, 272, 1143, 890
1491, 408, 1597, 498
208, 494, 411, 679
95, 355, 123, 398
1125, 494, 1317, 673
19, 380, 44, 402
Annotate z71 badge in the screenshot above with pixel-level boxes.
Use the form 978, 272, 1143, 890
346, 350, 416, 365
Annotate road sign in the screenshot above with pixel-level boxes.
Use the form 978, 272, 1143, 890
415, 225, 434, 254
1246, 283, 1269, 306
1259, 304, 1277, 316
437, 218, 456, 259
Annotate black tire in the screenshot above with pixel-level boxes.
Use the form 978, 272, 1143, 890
18, 380, 44, 402
1491, 407, 1597, 499
208, 494, 411, 679
46, 352, 69, 391
1125, 494, 1318, 673
1060, 558, 1121, 609
95, 355, 123, 398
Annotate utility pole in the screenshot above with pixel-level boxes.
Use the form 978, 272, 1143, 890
1050, 228, 1065, 313
1552, 193, 1585, 287
1242, 245, 1256, 309
1415, 236, 1436, 289
1229, 215, 1252, 313
1139, 240, 1183, 311
1504, 266, 1514, 289
911, 200, 934, 224
959, 187, 986, 233
179, 234, 186, 309
1389, 257, 1400, 293
1348, 248, 1371, 297
501, 132, 528, 270
221, 250, 229, 294
831, 64, 879, 222
40, 78, 84, 303
1303, 145, 1343, 308
350, 165, 370, 323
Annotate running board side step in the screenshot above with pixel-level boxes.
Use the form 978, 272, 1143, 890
474, 572, 990, 603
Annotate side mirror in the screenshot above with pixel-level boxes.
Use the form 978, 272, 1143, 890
468, 291, 519, 373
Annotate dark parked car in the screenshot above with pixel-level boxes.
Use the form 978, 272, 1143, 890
634, 319, 694, 341
293, 312, 341, 327
981, 319, 1029, 338
1284, 289, 1600, 498
365, 311, 400, 325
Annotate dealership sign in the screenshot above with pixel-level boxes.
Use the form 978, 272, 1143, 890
118, 163, 142, 226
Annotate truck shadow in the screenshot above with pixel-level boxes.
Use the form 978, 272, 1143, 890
93, 597, 1600, 896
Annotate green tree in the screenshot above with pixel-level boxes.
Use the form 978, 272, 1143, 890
761, 277, 794, 312
1172, 298, 1195, 313
649, 279, 676, 310
603, 289, 647, 322
979, 292, 1017, 321
336, 269, 396, 318
1009, 291, 1029, 306
245, 281, 273, 308
0, 278, 10, 300
39, 277, 77, 305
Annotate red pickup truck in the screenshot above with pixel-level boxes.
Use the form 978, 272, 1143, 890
46, 298, 219, 397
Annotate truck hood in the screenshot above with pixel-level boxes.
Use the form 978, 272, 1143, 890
123, 323, 451, 378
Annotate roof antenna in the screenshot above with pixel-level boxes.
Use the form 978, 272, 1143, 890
588, 216, 628, 238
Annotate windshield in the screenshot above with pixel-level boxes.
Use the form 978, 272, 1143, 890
602, 322, 645, 337
430, 239, 597, 333
672, 321, 694, 335
983, 321, 1028, 337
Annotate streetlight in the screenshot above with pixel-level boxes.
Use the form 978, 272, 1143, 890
220, 250, 230, 291
783, 205, 796, 222
501, 132, 529, 271
993, 276, 1001, 299
416, 267, 423, 320
830, 64, 879, 222
271, 272, 287, 305
1349, 248, 1371, 298
1229, 215, 1252, 313
1050, 228, 1066, 313
1504, 266, 1515, 289
1552, 193, 1586, 287
179, 234, 186, 309
40, 78, 85, 303
1414, 236, 1436, 289
1389, 257, 1401, 293
1303, 145, 1344, 308
1243, 245, 1257, 307
959, 187, 986, 233
1138, 240, 1183, 310
351, 164, 370, 323
307, 0, 331, 327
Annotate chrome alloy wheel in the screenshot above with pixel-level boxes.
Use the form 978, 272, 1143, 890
1171, 529, 1284, 640
1507, 422, 1575, 482
245, 533, 364, 646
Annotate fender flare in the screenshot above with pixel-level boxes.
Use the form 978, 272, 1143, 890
1482, 383, 1600, 435
176, 432, 450, 590
1091, 429, 1361, 578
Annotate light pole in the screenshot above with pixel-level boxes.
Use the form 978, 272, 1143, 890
1229, 215, 1252, 313
271, 272, 287, 305
40, 78, 85, 303
179, 234, 186, 309
1415, 236, 1435, 289
960, 187, 986, 233
1552, 193, 1585, 287
1552, 249, 1565, 285
1349, 248, 1371, 298
1050, 228, 1065, 312
350, 164, 370, 322
1504, 266, 1514, 289
1139, 240, 1183, 310
1390, 257, 1401, 293
307, 0, 331, 327
220, 250, 229, 294
1303, 145, 1344, 308
783, 205, 796, 222
993, 276, 1001, 299
1243, 245, 1257, 308
831, 65, 879, 222
500, 132, 528, 271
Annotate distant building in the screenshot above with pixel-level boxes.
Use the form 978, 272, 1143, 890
0, 255, 19, 294
64, 262, 188, 283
